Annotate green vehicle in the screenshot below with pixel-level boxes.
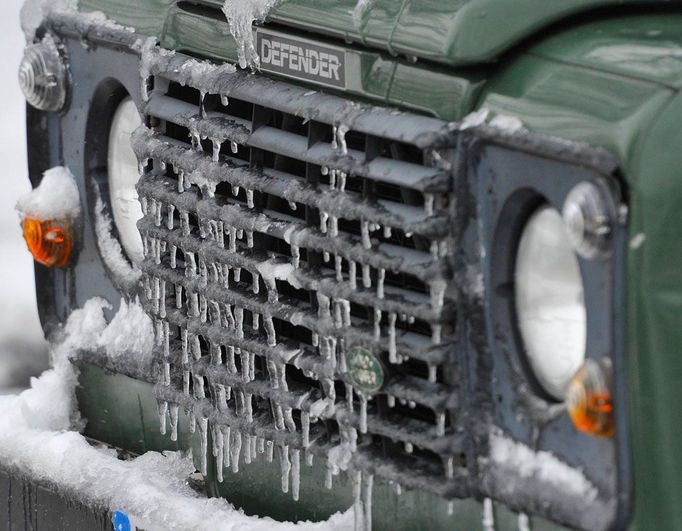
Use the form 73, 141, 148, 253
10, 0, 682, 529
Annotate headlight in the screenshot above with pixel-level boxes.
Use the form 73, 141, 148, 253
19, 34, 68, 112
515, 205, 586, 400
108, 97, 144, 264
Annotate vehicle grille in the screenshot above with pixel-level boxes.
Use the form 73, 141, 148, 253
133, 46, 462, 518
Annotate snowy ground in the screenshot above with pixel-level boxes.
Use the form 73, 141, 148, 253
0, 0, 48, 394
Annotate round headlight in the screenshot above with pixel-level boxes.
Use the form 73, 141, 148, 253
19, 34, 68, 112
108, 97, 144, 264
515, 205, 586, 401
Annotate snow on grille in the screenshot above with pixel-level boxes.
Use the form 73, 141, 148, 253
133, 45, 461, 527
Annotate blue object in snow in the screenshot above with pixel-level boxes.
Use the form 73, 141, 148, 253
112, 511, 132, 531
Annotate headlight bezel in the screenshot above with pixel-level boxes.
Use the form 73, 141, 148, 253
467, 125, 630, 529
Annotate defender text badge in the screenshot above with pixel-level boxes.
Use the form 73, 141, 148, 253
256, 28, 347, 89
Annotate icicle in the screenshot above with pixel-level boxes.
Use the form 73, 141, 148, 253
323, 251, 331, 262
388, 312, 397, 363
253, 312, 260, 331
244, 434, 252, 464
212, 139, 221, 162
291, 449, 301, 501
363, 264, 372, 288
288, 200, 297, 211
428, 364, 438, 383
387, 394, 395, 408
231, 429, 242, 473
483, 498, 495, 531
278, 445, 291, 494
359, 394, 368, 434
346, 383, 354, 413
231, 141, 238, 154
404, 442, 413, 454
246, 189, 254, 208
373, 308, 382, 341
234, 267, 242, 282
383, 225, 392, 239
330, 169, 336, 190
394, 482, 402, 496
448, 501, 454, 516
221, 94, 229, 106
336, 124, 349, 155
214, 427, 224, 483
266, 440, 274, 462
168, 403, 179, 442
178, 172, 185, 193
264, 315, 277, 346
437, 412, 446, 437
349, 261, 357, 289
361, 221, 371, 249
320, 211, 329, 234
305, 450, 314, 467
158, 401, 168, 435
338, 171, 347, 192
232, 184, 240, 196
518, 513, 530, 531
408, 400, 416, 409
223, 427, 232, 469
375, 268, 386, 299
446, 456, 454, 479
198, 417, 209, 475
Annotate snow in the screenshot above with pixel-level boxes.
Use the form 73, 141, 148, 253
20, 0, 77, 40
221, 0, 280, 69
98, 298, 154, 362
488, 429, 598, 501
94, 190, 143, 287
15, 166, 81, 220
0, 0, 48, 393
459, 108, 524, 133
0, 298, 354, 529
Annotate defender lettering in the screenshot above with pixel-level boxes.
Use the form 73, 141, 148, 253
256, 29, 346, 89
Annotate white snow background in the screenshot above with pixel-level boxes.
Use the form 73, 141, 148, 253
0, 0, 48, 395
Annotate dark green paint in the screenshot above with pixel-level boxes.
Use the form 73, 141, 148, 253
62, 3, 682, 529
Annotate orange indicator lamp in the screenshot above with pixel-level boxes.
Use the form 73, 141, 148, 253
566, 358, 614, 438
21, 217, 73, 268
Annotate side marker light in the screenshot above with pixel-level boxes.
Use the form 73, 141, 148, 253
566, 358, 614, 438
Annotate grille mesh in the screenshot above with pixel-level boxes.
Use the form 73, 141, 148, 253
133, 46, 463, 516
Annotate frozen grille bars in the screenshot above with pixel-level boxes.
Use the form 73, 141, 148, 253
133, 45, 461, 526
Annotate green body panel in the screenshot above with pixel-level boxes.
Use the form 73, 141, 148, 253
100, 0, 677, 66
61, 3, 682, 529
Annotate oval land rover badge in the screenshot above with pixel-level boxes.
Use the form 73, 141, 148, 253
346, 346, 384, 394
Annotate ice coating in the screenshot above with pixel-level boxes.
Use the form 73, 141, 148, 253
221, 0, 280, 69
99, 298, 154, 362
16, 166, 80, 220
94, 191, 143, 287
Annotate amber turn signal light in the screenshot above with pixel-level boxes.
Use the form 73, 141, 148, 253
21, 217, 73, 268
566, 358, 614, 438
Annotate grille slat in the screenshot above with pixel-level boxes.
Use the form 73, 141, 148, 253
136, 44, 462, 510
135, 133, 449, 238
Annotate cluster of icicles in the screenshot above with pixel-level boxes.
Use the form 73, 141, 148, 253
136, 81, 459, 531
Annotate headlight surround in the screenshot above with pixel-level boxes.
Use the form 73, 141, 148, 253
107, 97, 144, 264
515, 205, 587, 401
